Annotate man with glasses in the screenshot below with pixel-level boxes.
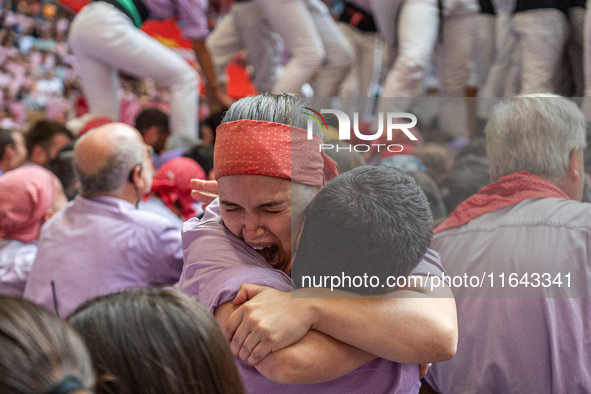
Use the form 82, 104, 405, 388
24, 123, 183, 317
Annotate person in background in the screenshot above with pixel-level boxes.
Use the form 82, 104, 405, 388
412, 143, 455, 183
135, 108, 195, 169
512, 0, 569, 94
25, 119, 73, 167
24, 123, 183, 318
184, 143, 215, 180
68, 0, 233, 138
425, 96, 591, 393
0, 296, 95, 394
68, 288, 244, 394
135, 108, 170, 158
439, 154, 490, 215
206, 1, 281, 95
408, 171, 447, 222
0, 166, 67, 297
337, 0, 382, 120
0, 128, 27, 175
139, 157, 207, 226
182, 93, 457, 393
47, 141, 80, 201
323, 140, 366, 174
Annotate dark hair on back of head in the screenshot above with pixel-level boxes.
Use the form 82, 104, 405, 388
184, 144, 214, 175
408, 171, 447, 220
0, 296, 94, 393
25, 120, 74, 156
292, 165, 433, 295
48, 141, 79, 200
323, 140, 366, 174
440, 155, 490, 214
456, 137, 487, 160
0, 128, 15, 161
67, 288, 244, 394
135, 108, 169, 135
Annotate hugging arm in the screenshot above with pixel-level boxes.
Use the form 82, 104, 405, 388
226, 279, 457, 366
214, 301, 376, 384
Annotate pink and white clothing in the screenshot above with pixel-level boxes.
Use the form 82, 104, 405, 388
69, 0, 208, 137
180, 199, 448, 394
426, 173, 591, 392
0, 166, 58, 298
0, 239, 37, 298
372, 0, 479, 138
338, 0, 382, 120
24, 195, 183, 317
207, 1, 282, 94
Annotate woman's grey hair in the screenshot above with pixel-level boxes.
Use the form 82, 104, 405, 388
75, 135, 144, 195
221, 93, 325, 137
221, 93, 324, 196
485, 96, 587, 183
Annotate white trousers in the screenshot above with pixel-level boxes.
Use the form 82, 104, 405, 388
338, 23, 381, 120
566, 7, 585, 98
479, 9, 516, 98
581, 5, 591, 118
473, 13, 496, 90
512, 8, 569, 95
372, 0, 478, 138
69, 2, 199, 136
583, 4, 591, 97
207, 2, 282, 94
253, 0, 354, 96
372, 0, 477, 97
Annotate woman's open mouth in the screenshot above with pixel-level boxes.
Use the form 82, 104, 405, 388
252, 245, 280, 267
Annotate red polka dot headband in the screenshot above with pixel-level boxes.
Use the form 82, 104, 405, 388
214, 120, 338, 186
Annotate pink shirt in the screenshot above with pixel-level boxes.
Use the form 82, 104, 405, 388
24, 195, 183, 317
180, 199, 447, 394
0, 239, 37, 298
427, 197, 591, 392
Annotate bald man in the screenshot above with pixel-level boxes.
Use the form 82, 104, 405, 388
24, 123, 183, 317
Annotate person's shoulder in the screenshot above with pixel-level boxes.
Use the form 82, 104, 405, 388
412, 248, 445, 276
515, 198, 591, 228
40, 199, 74, 229
182, 200, 225, 241
74, 195, 176, 230
436, 198, 591, 237
127, 206, 182, 231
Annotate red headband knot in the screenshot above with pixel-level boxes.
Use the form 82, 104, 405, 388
214, 120, 338, 186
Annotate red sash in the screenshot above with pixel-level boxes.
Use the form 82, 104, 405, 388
434, 171, 569, 234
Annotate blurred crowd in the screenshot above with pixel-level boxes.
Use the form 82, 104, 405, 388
1, 0, 591, 393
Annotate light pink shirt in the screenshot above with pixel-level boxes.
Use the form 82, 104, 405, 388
180, 199, 447, 394
427, 197, 591, 393
24, 195, 183, 317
